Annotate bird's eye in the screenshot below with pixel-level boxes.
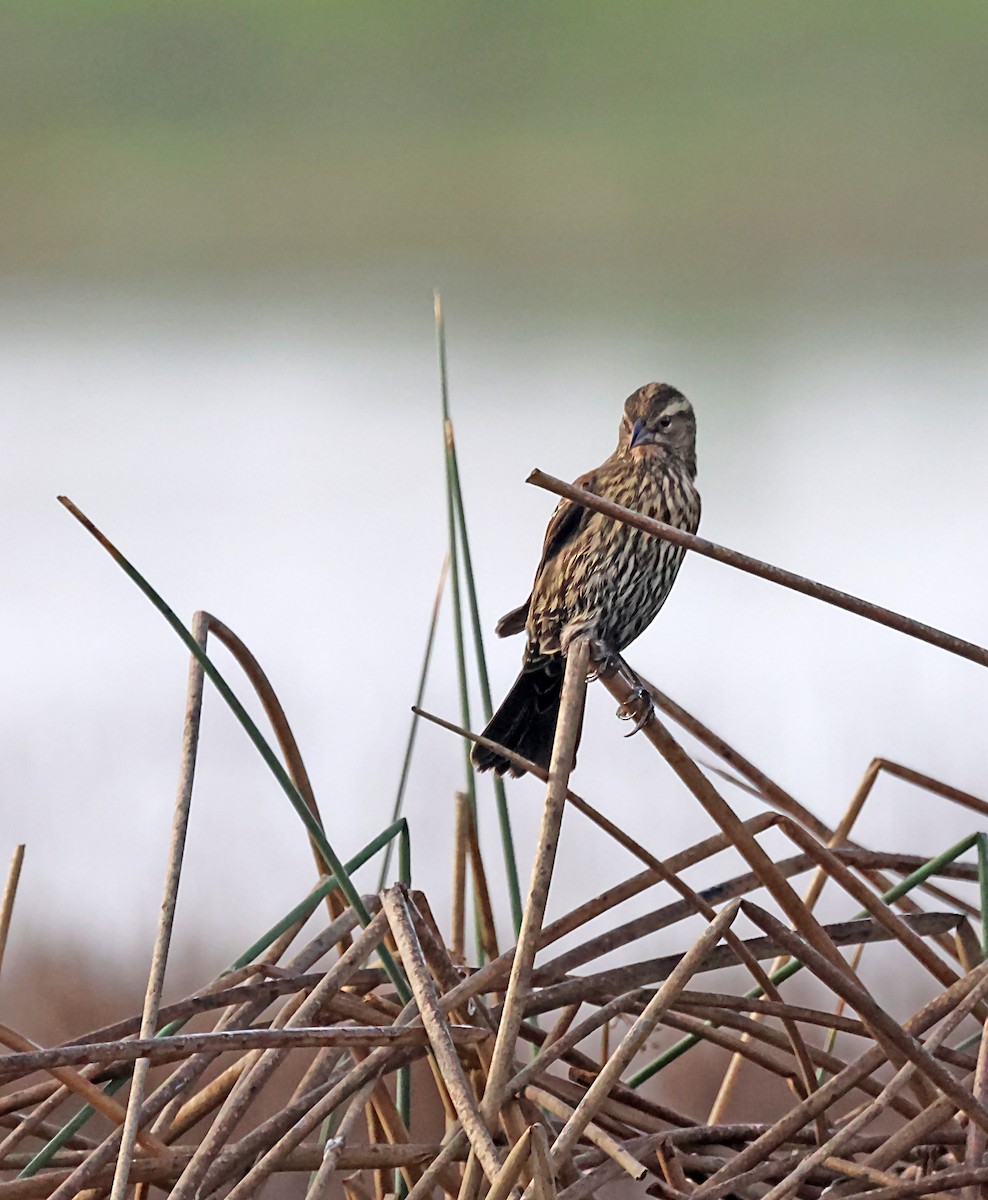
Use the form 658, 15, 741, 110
659, 415, 672, 429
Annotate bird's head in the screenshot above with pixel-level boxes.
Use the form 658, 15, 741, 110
619, 382, 697, 477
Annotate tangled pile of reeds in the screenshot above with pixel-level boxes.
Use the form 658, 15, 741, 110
2, 641, 988, 1200
2, 305, 987, 1198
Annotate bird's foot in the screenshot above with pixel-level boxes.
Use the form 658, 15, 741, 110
587, 637, 623, 680
616, 683, 654, 737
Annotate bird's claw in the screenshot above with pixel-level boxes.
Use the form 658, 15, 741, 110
617, 684, 653, 737
588, 637, 622, 679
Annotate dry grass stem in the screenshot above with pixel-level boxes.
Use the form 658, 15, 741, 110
0, 848, 25, 983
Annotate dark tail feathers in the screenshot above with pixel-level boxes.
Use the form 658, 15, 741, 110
472, 656, 580, 777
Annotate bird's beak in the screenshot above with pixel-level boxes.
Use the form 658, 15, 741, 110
630, 418, 650, 449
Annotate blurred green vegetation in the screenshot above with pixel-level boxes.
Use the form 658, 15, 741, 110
2, 2, 986, 295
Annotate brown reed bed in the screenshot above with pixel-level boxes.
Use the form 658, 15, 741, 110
2, 303, 987, 1199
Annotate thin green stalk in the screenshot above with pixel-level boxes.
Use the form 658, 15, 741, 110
433, 296, 521, 932
434, 294, 486, 961
377, 555, 448, 892
58, 497, 408, 1005
874, 833, 979, 906
19, 1074, 130, 1179
237, 819, 408, 970
447, 448, 523, 937
21, 820, 410, 1177
435, 301, 476, 806
434, 294, 522, 933
628, 832, 981, 1087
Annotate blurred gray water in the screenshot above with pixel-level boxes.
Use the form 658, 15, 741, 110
1, 275, 986, 982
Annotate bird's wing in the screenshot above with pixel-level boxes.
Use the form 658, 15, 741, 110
494, 465, 602, 638
537, 466, 601, 567
495, 603, 529, 638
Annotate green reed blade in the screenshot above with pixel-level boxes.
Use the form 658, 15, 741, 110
378, 556, 447, 892
58, 497, 409, 1005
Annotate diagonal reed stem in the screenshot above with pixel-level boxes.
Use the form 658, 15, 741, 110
383, 887, 504, 1184
539, 901, 741, 1185
528, 468, 988, 669
477, 638, 590, 1138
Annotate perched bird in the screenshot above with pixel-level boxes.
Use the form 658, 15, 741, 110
472, 382, 700, 776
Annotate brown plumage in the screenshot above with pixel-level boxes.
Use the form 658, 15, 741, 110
472, 382, 701, 776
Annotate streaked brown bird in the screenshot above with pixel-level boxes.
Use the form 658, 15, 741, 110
472, 382, 700, 776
